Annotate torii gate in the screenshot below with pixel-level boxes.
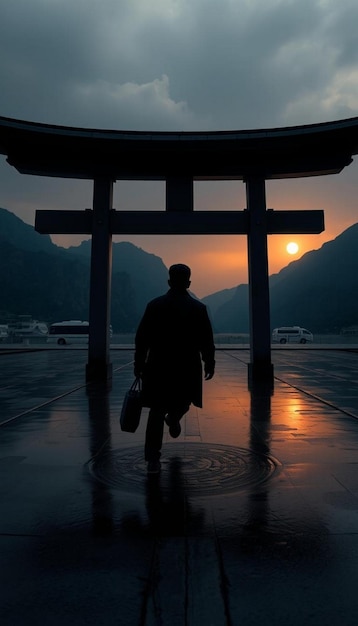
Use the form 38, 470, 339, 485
1, 115, 358, 384
34, 175, 323, 383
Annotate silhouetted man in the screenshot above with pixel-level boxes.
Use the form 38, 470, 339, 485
134, 264, 215, 474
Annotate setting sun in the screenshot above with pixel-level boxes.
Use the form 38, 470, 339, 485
286, 242, 299, 255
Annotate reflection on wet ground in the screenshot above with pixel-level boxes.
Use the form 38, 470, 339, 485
1, 348, 358, 624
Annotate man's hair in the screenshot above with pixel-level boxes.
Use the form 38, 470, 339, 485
169, 263, 191, 287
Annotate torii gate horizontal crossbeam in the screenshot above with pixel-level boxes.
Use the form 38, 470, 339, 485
35, 209, 324, 235
35, 201, 324, 385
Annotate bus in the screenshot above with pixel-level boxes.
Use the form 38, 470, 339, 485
47, 320, 89, 345
47, 321, 113, 345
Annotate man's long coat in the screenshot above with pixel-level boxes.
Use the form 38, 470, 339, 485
134, 289, 215, 410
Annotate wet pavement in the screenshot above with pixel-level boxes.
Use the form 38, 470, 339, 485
1, 347, 358, 625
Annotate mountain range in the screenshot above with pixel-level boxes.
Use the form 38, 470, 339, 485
202, 223, 358, 333
0, 207, 168, 331
1, 206, 358, 334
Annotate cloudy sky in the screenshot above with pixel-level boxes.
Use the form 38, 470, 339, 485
1, 0, 358, 296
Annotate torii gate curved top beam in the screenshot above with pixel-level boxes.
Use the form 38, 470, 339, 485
1, 115, 358, 384
1, 115, 358, 179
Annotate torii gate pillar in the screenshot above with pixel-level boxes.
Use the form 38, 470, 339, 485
246, 176, 274, 383
85, 178, 113, 382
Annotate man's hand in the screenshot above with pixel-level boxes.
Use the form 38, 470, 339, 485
204, 362, 215, 380
134, 365, 143, 378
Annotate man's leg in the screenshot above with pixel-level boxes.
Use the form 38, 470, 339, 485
165, 403, 190, 439
145, 407, 166, 462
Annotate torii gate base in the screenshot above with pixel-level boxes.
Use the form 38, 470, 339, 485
36, 176, 324, 386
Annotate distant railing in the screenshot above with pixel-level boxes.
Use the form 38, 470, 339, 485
2, 333, 358, 348
110, 333, 358, 346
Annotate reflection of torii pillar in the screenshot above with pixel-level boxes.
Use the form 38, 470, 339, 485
35, 175, 324, 383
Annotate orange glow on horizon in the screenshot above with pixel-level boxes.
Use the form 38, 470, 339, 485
267, 233, 327, 277
48, 169, 358, 298
49, 229, 340, 298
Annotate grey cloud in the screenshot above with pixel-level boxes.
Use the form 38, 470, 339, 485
321, 2, 358, 68
68, 75, 201, 130
0, 0, 357, 131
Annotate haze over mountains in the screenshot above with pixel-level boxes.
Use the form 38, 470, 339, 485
0, 206, 358, 334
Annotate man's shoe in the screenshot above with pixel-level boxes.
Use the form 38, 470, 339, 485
165, 415, 181, 438
147, 460, 161, 474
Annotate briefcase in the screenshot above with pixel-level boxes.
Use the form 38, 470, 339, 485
120, 378, 142, 432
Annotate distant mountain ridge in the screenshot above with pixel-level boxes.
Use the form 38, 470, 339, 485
0, 208, 57, 255
67, 238, 169, 312
203, 223, 358, 333
0, 207, 168, 331
2, 206, 358, 334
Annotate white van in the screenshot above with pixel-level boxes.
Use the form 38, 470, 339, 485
272, 326, 313, 344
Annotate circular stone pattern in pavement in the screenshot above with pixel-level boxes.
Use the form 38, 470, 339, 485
88, 443, 281, 496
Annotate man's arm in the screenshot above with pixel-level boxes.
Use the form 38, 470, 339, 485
200, 306, 215, 380
134, 307, 150, 377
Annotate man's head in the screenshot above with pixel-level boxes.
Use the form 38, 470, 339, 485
168, 264, 191, 290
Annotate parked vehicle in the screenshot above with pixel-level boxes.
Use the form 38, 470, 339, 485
47, 320, 89, 345
271, 326, 313, 344
47, 320, 113, 345
7, 315, 48, 337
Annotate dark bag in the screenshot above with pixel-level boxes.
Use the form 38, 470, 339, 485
120, 378, 142, 432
